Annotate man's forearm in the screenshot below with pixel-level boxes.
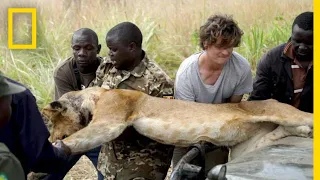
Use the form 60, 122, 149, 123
31, 140, 69, 173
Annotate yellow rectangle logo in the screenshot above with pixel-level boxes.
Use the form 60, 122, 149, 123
8, 8, 37, 49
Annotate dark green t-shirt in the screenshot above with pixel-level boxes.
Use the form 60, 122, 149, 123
0, 143, 24, 180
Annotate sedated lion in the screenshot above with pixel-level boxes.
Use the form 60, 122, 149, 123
42, 87, 313, 157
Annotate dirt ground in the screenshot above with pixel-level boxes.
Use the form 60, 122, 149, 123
64, 156, 172, 180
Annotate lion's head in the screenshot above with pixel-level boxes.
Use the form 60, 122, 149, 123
42, 92, 95, 142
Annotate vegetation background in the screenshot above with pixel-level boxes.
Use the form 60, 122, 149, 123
0, 0, 313, 179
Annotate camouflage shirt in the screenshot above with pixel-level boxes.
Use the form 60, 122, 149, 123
89, 51, 174, 180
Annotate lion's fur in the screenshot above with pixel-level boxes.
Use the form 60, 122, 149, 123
42, 87, 313, 155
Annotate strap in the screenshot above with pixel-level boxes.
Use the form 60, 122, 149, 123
73, 63, 82, 90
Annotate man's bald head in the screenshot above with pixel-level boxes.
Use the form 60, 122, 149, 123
106, 22, 143, 48
292, 12, 313, 31
71, 28, 101, 72
72, 28, 99, 45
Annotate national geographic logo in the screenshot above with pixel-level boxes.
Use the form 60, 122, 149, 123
7, 8, 37, 49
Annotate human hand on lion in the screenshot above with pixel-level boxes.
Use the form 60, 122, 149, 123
52, 140, 71, 156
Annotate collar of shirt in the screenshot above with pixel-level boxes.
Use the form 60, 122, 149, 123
283, 41, 294, 60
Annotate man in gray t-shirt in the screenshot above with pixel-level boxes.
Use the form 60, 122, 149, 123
175, 51, 252, 103
172, 14, 253, 172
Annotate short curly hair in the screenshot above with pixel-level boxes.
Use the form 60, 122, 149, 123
199, 15, 243, 50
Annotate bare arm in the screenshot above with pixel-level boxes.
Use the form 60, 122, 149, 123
229, 95, 244, 103
233, 60, 253, 99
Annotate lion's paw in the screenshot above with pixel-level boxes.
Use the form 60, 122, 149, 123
285, 125, 313, 138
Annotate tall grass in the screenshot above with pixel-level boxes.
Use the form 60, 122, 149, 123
0, 0, 313, 108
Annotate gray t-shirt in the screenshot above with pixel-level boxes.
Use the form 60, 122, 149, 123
174, 51, 253, 103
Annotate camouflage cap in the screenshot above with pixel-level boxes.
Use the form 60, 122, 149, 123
0, 73, 25, 97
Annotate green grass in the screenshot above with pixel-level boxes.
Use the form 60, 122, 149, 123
0, 0, 313, 108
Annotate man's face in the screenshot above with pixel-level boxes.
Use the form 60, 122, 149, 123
0, 95, 12, 128
106, 35, 135, 70
205, 39, 233, 66
72, 34, 100, 68
291, 24, 313, 61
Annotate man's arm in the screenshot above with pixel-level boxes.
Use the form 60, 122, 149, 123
147, 61, 175, 98
89, 58, 111, 87
230, 61, 253, 103
15, 90, 68, 173
151, 80, 174, 98
229, 95, 243, 103
174, 70, 195, 101
248, 53, 273, 101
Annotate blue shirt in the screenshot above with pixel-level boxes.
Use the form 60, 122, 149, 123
0, 78, 68, 177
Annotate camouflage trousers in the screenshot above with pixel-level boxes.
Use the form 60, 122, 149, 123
97, 128, 173, 180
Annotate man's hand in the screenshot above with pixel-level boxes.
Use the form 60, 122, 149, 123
52, 140, 71, 156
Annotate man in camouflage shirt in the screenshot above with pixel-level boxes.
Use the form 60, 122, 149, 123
89, 22, 174, 180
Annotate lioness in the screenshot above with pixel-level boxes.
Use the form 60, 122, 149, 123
42, 87, 313, 156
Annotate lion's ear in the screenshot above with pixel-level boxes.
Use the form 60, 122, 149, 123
50, 101, 64, 110
41, 101, 66, 122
